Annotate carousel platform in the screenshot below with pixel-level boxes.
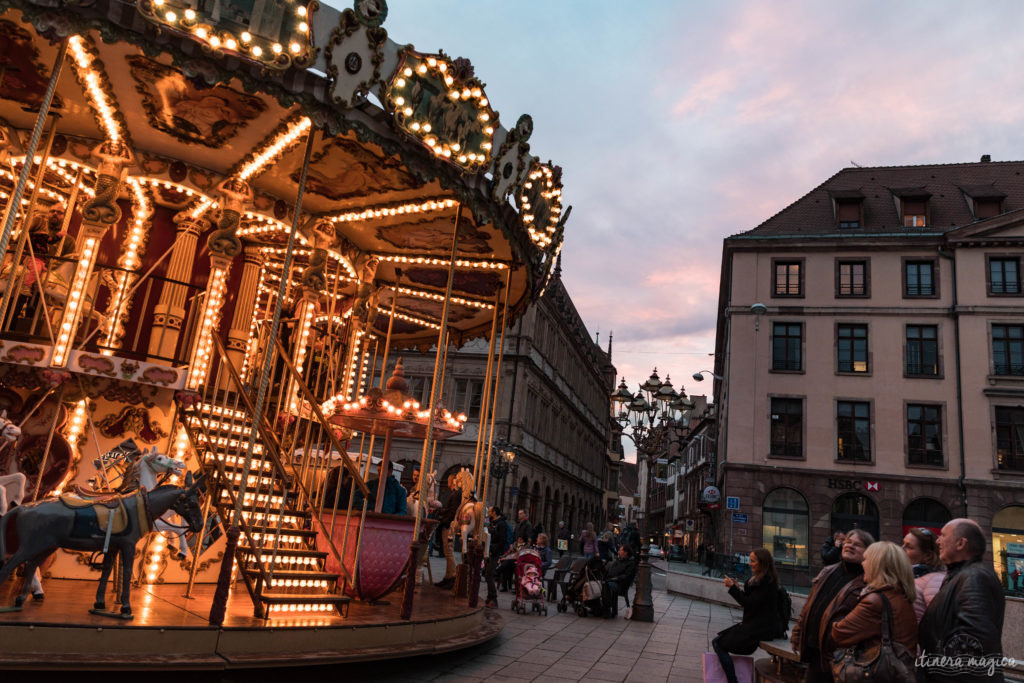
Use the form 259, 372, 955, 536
0, 578, 501, 670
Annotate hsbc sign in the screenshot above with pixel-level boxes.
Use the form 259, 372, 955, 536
828, 478, 881, 492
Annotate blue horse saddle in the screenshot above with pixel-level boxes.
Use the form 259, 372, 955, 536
60, 492, 138, 538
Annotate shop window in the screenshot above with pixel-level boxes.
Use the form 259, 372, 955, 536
904, 260, 936, 297
773, 260, 803, 297
837, 400, 871, 462
837, 324, 869, 373
907, 403, 943, 467
995, 406, 1024, 471
769, 397, 803, 458
992, 325, 1024, 376
989, 257, 1021, 295
771, 322, 802, 371
837, 260, 868, 296
762, 487, 809, 567
831, 492, 880, 541
905, 325, 939, 377
901, 498, 951, 537
993, 506, 1024, 595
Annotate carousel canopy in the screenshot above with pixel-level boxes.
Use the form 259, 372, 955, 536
0, 0, 568, 348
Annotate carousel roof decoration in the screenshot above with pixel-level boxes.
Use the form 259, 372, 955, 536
135, 0, 316, 72
321, 357, 464, 439
520, 161, 564, 251
385, 49, 497, 173
67, 36, 130, 146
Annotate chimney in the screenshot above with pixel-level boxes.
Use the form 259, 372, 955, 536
980, 154, 991, 163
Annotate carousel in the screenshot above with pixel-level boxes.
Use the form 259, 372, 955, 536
0, 0, 567, 669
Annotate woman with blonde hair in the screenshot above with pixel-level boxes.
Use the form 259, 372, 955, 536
831, 541, 918, 675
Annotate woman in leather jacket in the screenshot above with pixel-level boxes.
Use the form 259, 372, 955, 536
712, 548, 780, 683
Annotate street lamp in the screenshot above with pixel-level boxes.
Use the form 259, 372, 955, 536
489, 438, 519, 509
612, 369, 689, 622
691, 370, 722, 382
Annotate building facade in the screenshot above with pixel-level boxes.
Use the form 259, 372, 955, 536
667, 396, 715, 558
382, 271, 618, 539
713, 158, 1024, 590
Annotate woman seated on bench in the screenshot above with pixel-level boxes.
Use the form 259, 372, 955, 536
713, 548, 780, 683
605, 545, 637, 599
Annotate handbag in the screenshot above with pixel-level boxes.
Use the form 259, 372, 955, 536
831, 593, 915, 683
580, 567, 602, 602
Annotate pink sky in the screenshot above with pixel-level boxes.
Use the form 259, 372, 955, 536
375, 0, 1024, 401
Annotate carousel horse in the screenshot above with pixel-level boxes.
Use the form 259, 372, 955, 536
407, 469, 441, 519
0, 472, 205, 618
0, 411, 25, 515
450, 468, 489, 555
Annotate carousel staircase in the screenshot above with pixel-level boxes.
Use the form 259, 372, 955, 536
178, 334, 360, 620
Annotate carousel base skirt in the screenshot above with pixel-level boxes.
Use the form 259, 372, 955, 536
0, 578, 500, 670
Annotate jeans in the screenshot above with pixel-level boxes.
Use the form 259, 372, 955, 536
712, 634, 739, 683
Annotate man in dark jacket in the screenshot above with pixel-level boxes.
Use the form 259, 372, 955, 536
483, 507, 509, 608
434, 474, 462, 589
919, 519, 1005, 683
514, 509, 532, 544
820, 530, 845, 566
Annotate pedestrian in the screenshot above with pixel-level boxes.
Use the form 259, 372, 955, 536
535, 532, 552, 574
703, 542, 717, 576
901, 527, 945, 622
697, 541, 707, 566
712, 548, 781, 683
831, 541, 918, 676
556, 520, 570, 557
598, 528, 615, 561
791, 528, 874, 682
483, 506, 509, 608
821, 530, 845, 566
531, 521, 544, 545
514, 508, 533, 544
918, 518, 1005, 683
580, 522, 598, 560
433, 474, 462, 589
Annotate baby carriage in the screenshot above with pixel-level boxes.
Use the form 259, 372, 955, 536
557, 556, 606, 617
511, 547, 548, 615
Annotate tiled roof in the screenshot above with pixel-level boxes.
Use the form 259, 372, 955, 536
733, 159, 1024, 238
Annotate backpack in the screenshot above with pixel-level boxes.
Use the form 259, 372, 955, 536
775, 585, 793, 638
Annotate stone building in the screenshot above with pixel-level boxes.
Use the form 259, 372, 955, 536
380, 269, 617, 539
712, 157, 1024, 587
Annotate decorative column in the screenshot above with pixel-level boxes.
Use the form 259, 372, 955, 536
51, 140, 133, 367
148, 211, 210, 360
224, 244, 265, 375
185, 178, 251, 391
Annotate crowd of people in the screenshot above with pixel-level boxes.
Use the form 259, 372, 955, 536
711, 518, 1007, 683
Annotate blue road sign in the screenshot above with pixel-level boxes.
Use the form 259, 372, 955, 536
726, 496, 740, 510
731, 513, 748, 524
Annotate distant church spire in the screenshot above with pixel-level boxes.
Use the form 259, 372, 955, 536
607, 331, 613, 359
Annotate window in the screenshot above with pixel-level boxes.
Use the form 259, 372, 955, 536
837, 400, 871, 462
992, 506, 1024, 596
974, 198, 1003, 219
836, 200, 861, 229
992, 325, 1024, 376
837, 260, 868, 297
762, 488, 809, 567
837, 324, 869, 373
907, 403, 943, 466
996, 406, 1024, 471
904, 260, 936, 297
770, 397, 803, 458
408, 375, 433, 404
989, 257, 1021, 295
902, 498, 951, 537
771, 323, 802, 371
831, 493, 880, 541
451, 378, 484, 419
773, 260, 802, 297
906, 325, 939, 376
902, 198, 927, 227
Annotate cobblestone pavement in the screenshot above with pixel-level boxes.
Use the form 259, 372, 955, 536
341, 555, 748, 683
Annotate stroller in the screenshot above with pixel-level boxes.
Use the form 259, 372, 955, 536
511, 547, 548, 615
557, 556, 606, 617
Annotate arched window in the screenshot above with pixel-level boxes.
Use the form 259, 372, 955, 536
516, 476, 529, 516
530, 480, 541, 523
831, 493, 880, 541
762, 487, 809, 567
993, 505, 1024, 595
901, 498, 951, 536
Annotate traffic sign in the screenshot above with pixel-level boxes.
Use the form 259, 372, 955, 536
726, 496, 740, 510
732, 513, 748, 524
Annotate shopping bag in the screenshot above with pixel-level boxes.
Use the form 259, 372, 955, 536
557, 539, 568, 551
702, 652, 754, 683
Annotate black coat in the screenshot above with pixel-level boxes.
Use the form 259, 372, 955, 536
919, 558, 1005, 683
820, 539, 842, 566
488, 516, 508, 559
716, 578, 779, 655
514, 519, 533, 543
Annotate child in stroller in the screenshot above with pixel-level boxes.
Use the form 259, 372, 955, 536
511, 547, 548, 615
557, 556, 607, 616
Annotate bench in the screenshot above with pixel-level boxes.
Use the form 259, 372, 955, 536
755, 639, 804, 683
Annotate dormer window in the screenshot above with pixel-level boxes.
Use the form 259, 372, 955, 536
892, 188, 931, 228
830, 190, 864, 229
961, 184, 1006, 220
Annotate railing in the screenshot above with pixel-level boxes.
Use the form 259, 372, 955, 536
0, 255, 203, 366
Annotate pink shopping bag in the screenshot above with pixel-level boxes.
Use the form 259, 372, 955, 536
702, 652, 754, 683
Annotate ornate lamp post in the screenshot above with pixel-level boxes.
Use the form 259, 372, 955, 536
489, 438, 519, 509
612, 369, 689, 622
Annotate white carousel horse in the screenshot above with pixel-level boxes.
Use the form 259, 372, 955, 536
133, 448, 190, 560
450, 468, 489, 556
407, 469, 441, 518
0, 411, 42, 598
